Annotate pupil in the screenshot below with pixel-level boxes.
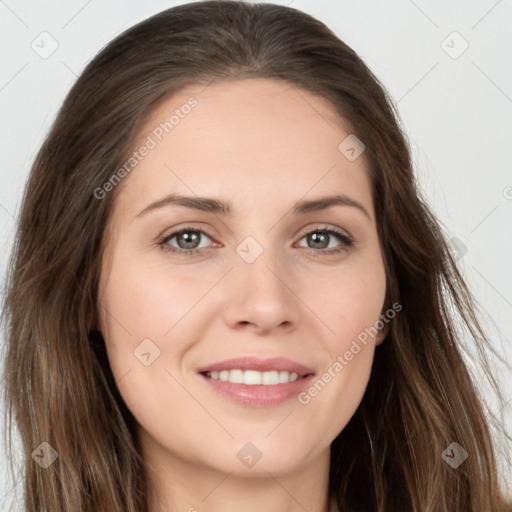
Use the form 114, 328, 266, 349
179, 231, 200, 249
309, 232, 328, 249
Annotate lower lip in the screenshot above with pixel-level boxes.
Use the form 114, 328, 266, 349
199, 373, 315, 407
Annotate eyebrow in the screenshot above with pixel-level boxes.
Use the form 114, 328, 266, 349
135, 193, 371, 220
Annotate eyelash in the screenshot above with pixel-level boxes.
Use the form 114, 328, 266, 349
157, 226, 354, 257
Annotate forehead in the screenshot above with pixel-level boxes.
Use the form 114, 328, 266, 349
112, 78, 373, 220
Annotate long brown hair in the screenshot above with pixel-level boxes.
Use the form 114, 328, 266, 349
2, 1, 510, 510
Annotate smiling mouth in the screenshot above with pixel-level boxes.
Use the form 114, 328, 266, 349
201, 369, 312, 385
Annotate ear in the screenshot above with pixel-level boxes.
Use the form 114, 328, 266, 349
375, 321, 390, 346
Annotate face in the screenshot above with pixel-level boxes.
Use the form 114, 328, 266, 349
97, 78, 387, 477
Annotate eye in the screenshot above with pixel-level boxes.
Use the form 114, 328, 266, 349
157, 226, 354, 257
296, 227, 353, 255
158, 227, 215, 256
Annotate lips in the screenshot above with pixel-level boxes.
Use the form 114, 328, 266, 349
196, 356, 315, 377
197, 356, 316, 407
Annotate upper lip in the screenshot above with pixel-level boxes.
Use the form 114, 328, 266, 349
197, 356, 316, 377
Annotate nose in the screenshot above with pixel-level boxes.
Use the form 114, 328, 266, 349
223, 246, 302, 335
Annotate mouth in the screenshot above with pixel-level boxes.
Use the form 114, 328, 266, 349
197, 356, 316, 407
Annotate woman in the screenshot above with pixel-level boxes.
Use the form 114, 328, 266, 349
2, 1, 510, 511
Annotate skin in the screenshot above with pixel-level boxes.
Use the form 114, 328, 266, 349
97, 78, 388, 512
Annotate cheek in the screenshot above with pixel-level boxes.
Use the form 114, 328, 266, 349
97, 258, 179, 384
299, 256, 385, 430
98, 251, 228, 413
315, 256, 387, 350
100, 251, 216, 343
98, 257, 206, 443
298, 277, 384, 440
303, 346, 374, 444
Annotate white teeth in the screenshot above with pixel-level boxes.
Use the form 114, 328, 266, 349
244, 370, 261, 385
262, 370, 279, 385
278, 370, 290, 383
229, 369, 244, 384
206, 369, 301, 385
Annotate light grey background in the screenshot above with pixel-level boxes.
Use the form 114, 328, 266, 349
1, 0, 511, 508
